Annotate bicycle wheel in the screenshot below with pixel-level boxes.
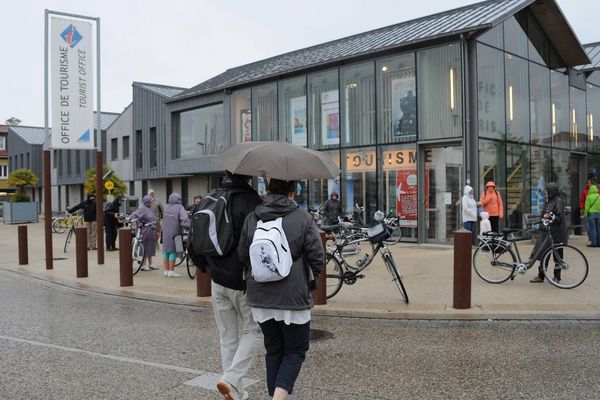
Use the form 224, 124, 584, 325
340, 233, 375, 270
63, 228, 74, 253
325, 254, 344, 299
53, 218, 67, 234
383, 253, 409, 304
383, 223, 402, 245
174, 252, 186, 267
186, 255, 197, 279
132, 240, 144, 276
541, 244, 588, 289
472, 241, 516, 284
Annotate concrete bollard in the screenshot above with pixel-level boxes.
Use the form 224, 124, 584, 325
118, 228, 133, 287
314, 231, 327, 305
453, 228, 472, 309
18, 225, 28, 265
75, 227, 88, 278
196, 270, 212, 297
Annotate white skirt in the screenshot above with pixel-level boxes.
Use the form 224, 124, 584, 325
251, 307, 311, 325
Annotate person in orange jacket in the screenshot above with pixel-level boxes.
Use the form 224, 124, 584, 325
479, 181, 504, 232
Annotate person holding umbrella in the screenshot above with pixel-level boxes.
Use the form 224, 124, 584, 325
238, 178, 324, 400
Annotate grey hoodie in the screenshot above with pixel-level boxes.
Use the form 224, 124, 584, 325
238, 194, 324, 310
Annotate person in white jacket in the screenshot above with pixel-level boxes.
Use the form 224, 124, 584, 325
462, 185, 478, 232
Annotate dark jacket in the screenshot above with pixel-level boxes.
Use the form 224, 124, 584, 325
542, 183, 568, 244
238, 195, 324, 311
68, 196, 96, 222
193, 176, 262, 291
104, 196, 122, 227
322, 194, 342, 224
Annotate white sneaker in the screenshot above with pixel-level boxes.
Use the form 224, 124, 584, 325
141, 265, 152, 271
168, 270, 181, 278
163, 270, 169, 277
148, 264, 160, 270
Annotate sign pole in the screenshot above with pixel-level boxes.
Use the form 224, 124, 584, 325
44, 10, 53, 270
96, 17, 103, 265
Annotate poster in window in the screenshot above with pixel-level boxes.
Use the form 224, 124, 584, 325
290, 96, 307, 146
321, 90, 339, 145
391, 74, 416, 139
395, 169, 422, 228
240, 109, 252, 142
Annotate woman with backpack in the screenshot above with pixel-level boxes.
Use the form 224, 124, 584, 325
161, 192, 190, 278
238, 178, 324, 400
479, 181, 504, 233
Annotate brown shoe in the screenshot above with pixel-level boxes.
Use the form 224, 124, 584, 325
530, 276, 544, 283
217, 380, 242, 400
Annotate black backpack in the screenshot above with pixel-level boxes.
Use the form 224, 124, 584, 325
188, 188, 244, 258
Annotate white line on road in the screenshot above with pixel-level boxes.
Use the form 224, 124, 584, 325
0, 334, 205, 375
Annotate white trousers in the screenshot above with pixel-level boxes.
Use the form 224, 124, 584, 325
211, 281, 263, 394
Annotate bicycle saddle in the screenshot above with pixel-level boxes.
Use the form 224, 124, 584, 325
320, 224, 340, 233
482, 231, 503, 237
501, 228, 519, 235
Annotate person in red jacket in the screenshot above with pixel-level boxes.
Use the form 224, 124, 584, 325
479, 181, 504, 233
580, 178, 595, 245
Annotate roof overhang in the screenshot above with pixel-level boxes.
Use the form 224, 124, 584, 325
528, 0, 590, 66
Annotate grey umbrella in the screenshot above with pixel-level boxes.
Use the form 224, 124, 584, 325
216, 141, 340, 180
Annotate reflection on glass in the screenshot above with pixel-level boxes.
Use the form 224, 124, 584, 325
279, 77, 307, 146
529, 62, 551, 145
253, 83, 277, 141
178, 104, 225, 158
342, 147, 377, 225
477, 44, 505, 140
308, 70, 339, 150
231, 89, 251, 143
308, 150, 340, 211
341, 62, 375, 147
551, 70, 570, 149
505, 54, 529, 142
506, 143, 530, 229
570, 87, 586, 151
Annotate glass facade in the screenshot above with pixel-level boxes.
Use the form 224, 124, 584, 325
177, 103, 225, 158
231, 89, 251, 143
253, 83, 277, 141
278, 77, 307, 146
341, 62, 375, 147
308, 70, 339, 150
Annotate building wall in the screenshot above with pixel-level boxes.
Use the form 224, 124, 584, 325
107, 104, 133, 182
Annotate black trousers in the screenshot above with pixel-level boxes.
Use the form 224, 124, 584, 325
259, 318, 310, 396
105, 222, 117, 249
531, 232, 563, 279
489, 216, 500, 233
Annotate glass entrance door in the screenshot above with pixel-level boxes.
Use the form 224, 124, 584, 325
421, 145, 463, 244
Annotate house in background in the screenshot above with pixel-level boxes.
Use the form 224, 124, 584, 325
0, 125, 10, 194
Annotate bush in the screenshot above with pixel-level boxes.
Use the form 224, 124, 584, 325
12, 192, 31, 202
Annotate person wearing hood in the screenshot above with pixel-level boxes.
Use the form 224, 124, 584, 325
128, 195, 158, 271
238, 178, 324, 400
583, 184, 600, 247
67, 192, 97, 250
479, 181, 504, 232
321, 191, 342, 225
461, 185, 478, 232
161, 192, 190, 278
192, 172, 263, 400
104, 195, 123, 251
580, 179, 595, 245
530, 182, 568, 283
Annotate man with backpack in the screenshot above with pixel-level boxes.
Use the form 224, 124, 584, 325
188, 171, 263, 400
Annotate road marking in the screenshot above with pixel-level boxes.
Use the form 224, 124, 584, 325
0, 334, 259, 392
0, 334, 205, 375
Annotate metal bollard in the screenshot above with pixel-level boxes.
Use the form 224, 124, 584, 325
118, 228, 133, 287
75, 227, 88, 278
196, 269, 212, 297
453, 228, 472, 309
18, 225, 28, 265
313, 231, 327, 305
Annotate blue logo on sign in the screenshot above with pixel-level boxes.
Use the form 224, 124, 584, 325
60, 24, 83, 48
78, 129, 90, 143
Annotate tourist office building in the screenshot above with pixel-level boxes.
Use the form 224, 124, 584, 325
164, 0, 600, 244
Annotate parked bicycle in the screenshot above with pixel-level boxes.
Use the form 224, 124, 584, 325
382, 212, 404, 245
62, 212, 86, 252
473, 213, 589, 289
53, 211, 83, 234
127, 219, 149, 276
323, 213, 409, 303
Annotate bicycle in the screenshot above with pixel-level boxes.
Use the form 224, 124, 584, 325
323, 216, 409, 303
53, 211, 83, 234
62, 214, 85, 253
127, 219, 149, 276
173, 231, 196, 279
472, 213, 589, 289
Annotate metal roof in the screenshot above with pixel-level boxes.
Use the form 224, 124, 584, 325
94, 112, 120, 130
134, 82, 186, 98
579, 42, 600, 71
174, 0, 534, 100
8, 126, 47, 145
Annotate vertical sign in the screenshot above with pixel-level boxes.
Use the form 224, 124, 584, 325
50, 16, 94, 149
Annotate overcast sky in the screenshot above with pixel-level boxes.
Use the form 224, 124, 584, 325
2, 0, 599, 127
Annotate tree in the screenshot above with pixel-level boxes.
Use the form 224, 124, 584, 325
83, 165, 126, 199
5, 117, 22, 126
7, 169, 38, 202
